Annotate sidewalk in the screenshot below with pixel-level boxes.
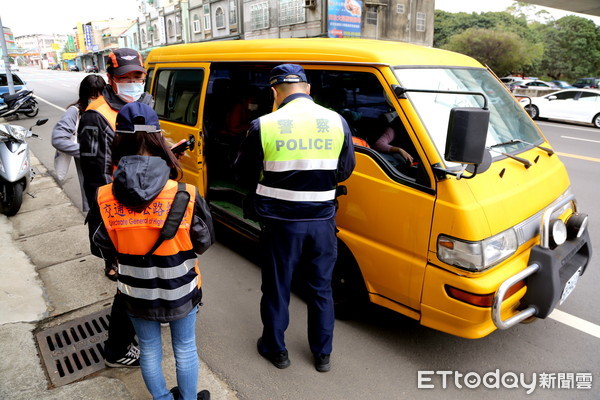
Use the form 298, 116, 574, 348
0, 153, 238, 400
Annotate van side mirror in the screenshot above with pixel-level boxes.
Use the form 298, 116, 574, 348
432, 107, 489, 180
445, 107, 489, 165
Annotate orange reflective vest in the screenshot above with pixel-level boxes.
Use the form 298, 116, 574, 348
97, 180, 202, 321
86, 95, 118, 130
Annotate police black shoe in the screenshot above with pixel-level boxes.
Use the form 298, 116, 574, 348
170, 387, 211, 400
314, 353, 331, 372
257, 338, 290, 369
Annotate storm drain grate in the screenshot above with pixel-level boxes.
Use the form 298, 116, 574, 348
35, 308, 111, 387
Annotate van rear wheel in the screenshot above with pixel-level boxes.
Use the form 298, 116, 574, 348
332, 241, 368, 319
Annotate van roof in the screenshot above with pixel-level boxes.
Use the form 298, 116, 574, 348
145, 38, 482, 69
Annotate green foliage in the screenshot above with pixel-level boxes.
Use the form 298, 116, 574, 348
443, 28, 542, 77
434, 7, 600, 81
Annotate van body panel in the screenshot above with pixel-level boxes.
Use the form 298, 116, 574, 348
147, 62, 210, 196
336, 153, 435, 310
146, 38, 592, 339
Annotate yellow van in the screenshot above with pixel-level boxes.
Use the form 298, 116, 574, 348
145, 38, 591, 338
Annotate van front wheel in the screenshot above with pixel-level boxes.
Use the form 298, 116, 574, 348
332, 242, 368, 319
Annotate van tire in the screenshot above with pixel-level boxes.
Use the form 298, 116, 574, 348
332, 241, 369, 319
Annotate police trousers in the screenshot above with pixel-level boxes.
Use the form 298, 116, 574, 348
259, 217, 337, 356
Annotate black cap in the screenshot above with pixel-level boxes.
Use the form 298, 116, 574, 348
106, 48, 146, 76
269, 64, 308, 87
115, 103, 161, 134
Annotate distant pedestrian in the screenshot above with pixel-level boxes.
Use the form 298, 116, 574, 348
89, 102, 215, 400
236, 64, 355, 372
51, 74, 106, 212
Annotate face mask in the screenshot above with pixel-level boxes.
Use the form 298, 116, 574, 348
247, 103, 258, 111
115, 82, 144, 102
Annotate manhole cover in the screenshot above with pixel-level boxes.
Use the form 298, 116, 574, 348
35, 308, 111, 387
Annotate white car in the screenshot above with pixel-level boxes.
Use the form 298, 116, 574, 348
520, 89, 600, 128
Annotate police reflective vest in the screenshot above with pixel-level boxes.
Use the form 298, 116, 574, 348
97, 180, 201, 321
257, 97, 345, 203
86, 95, 118, 130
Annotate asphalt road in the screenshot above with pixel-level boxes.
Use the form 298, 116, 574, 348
10, 67, 600, 400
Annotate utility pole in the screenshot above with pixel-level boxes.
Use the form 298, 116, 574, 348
0, 15, 16, 95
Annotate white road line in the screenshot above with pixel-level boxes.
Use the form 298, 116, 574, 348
560, 135, 600, 144
34, 95, 66, 112
537, 121, 594, 132
548, 309, 600, 339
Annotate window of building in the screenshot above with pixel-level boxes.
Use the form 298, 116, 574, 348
168, 20, 174, 37
279, 0, 305, 26
153, 24, 159, 41
396, 3, 404, 14
155, 69, 205, 126
193, 14, 201, 33
216, 7, 225, 29
133, 32, 138, 45
416, 12, 426, 32
203, 5, 212, 30
250, 2, 269, 30
366, 7, 378, 25
176, 15, 182, 36
141, 29, 146, 43
229, 0, 238, 25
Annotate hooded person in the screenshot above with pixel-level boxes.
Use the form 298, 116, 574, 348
88, 102, 215, 400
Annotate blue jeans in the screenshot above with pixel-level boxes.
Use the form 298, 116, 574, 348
129, 307, 199, 400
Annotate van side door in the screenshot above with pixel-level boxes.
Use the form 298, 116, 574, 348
149, 64, 209, 196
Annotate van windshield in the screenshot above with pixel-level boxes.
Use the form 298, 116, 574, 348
393, 67, 543, 161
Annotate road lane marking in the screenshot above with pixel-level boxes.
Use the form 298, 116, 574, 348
34, 95, 66, 112
549, 309, 600, 339
560, 136, 600, 144
537, 121, 595, 132
556, 152, 600, 163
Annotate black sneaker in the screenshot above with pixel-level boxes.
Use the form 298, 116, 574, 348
314, 353, 330, 372
170, 387, 211, 400
104, 344, 140, 368
257, 338, 290, 369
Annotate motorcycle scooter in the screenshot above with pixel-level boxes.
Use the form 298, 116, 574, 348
0, 90, 40, 119
0, 118, 48, 216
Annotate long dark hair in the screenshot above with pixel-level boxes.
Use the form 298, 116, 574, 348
111, 130, 183, 181
68, 74, 106, 112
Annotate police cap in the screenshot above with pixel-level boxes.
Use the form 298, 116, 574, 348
269, 64, 308, 87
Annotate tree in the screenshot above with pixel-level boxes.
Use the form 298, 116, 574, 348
534, 16, 600, 80
443, 28, 543, 77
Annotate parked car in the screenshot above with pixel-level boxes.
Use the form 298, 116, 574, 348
551, 80, 575, 89
520, 88, 600, 128
48, 64, 61, 70
572, 77, 600, 89
509, 79, 556, 93
0, 72, 28, 104
499, 76, 521, 87
69, 65, 80, 72
85, 65, 99, 73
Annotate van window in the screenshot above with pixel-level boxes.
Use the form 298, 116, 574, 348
204, 64, 424, 189
154, 69, 204, 126
394, 67, 542, 165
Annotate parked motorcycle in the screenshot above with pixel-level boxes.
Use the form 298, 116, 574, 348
0, 118, 48, 216
0, 90, 39, 119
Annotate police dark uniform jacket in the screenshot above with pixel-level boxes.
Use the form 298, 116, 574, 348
89, 155, 215, 322
77, 86, 154, 207
237, 93, 356, 221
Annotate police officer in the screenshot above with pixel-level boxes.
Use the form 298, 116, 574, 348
236, 64, 355, 372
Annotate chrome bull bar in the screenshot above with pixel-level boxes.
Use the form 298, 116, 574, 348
492, 194, 576, 330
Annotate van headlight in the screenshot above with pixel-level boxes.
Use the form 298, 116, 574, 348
437, 229, 518, 272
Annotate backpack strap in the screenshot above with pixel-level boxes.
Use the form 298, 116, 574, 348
145, 182, 191, 257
